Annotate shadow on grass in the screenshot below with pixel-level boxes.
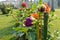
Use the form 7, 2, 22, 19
9, 36, 16, 40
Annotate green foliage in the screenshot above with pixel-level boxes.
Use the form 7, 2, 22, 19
47, 10, 60, 40
0, 4, 11, 14
6, 0, 60, 40
48, 30, 60, 40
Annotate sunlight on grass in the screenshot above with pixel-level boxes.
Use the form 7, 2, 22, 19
49, 9, 60, 32
0, 15, 15, 40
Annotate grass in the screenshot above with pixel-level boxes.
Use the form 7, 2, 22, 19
0, 9, 60, 40
0, 15, 15, 40
49, 9, 60, 32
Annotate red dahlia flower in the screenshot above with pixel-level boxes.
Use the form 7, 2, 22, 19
21, 2, 27, 7
44, 4, 50, 13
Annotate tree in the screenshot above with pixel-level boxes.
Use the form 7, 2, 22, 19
51, 0, 55, 12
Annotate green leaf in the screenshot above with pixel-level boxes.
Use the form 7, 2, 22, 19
13, 27, 28, 32
28, 32, 35, 40
31, 4, 37, 11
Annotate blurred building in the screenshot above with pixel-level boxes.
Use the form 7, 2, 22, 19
0, 0, 20, 8
43, 0, 60, 8
0, 0, 60, 8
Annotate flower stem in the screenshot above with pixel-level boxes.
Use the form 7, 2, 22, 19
43, 13, 49, 40
36, 21, 40, 40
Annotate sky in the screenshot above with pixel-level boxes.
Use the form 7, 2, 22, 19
0, 0, 36, 1
0, 0, 36, 2
0, 0, 6, 1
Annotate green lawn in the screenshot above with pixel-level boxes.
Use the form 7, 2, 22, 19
49, 9, 60, 32
0, 9, 60, 40
0, 15, 15, 40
